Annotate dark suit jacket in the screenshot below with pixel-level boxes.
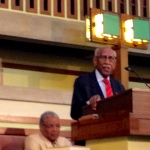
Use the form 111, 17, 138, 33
70, 70, 125, 120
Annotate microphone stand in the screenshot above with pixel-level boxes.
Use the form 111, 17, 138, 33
125, 67, 150, 89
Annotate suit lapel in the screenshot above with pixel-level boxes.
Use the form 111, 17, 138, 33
89, 71, 105, 99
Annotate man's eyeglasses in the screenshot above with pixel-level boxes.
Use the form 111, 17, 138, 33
42, 124, 61, 128
96, 55, 116, 62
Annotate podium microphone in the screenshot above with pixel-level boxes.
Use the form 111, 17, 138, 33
124, 66, 150, 89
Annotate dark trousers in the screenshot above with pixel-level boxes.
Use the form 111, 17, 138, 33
74, 140, 85, 146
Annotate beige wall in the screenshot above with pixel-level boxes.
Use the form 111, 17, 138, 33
0, 68, 77, 120
0, 99, 71, 119
3, 68, 77, 91
3, 67, 150, 91
0, 84, 73, 120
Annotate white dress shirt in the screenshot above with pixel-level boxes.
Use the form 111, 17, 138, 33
86, 69, 111, 104
95, 69, 111, 98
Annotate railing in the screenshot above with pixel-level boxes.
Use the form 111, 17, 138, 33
0, 0, 89, 20
0, 0, 149, 21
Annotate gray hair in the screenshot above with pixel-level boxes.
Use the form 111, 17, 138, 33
39, 111, 59, 124
94, 47, 101, 56
94, 47, 117, 57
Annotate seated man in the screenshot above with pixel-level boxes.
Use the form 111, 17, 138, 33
24, 111, 72, 150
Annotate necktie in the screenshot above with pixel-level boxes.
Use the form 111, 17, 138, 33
51, 141, 57, 147
103, 78, 113, 98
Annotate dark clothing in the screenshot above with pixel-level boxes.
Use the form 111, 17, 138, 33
70, 70, 125, 120
74, 140, 86, 146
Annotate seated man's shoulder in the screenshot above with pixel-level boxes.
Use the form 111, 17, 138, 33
25, 133, 41, 142
27, 133, 39, 138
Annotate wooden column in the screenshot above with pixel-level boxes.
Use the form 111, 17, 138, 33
112, 42, 129, 90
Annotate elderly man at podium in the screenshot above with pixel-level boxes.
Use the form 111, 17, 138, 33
70, 47, 125, 145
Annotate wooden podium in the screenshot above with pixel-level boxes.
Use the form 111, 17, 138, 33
71, 88, 150, 150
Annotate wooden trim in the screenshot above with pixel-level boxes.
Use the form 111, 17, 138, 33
0, 0, 8, 8
54, 0, 65, 17
0, 115, 74, 126
40, 0, 51, 15
0, 127, 71, 137
2, 62, 88, 76
117, 0, 127, 14
67, 0, 77, 19
80, 0, 90, 20
140, 0, 149, 18
0, 127, 38, 136
11, 0, 23, 11
92, 0, 103, 10
0, 115, 39, 124
105, 0, 115, 12
26, 0, 37, 13
129, 0, 138, 16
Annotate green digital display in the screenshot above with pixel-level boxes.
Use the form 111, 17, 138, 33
133, 19, 150, 40
103, 13, 120, 36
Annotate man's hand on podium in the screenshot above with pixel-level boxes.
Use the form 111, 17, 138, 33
89, 94, 101, 110
78, 114, 99, 122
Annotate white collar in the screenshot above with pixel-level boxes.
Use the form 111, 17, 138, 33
95, 69, 110, 82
